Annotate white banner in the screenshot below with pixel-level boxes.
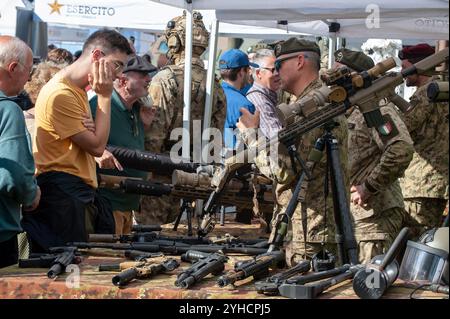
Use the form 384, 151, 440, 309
35, 0, 180, 31
35, 0, 303, 38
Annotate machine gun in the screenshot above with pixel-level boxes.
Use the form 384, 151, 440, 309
217, 250, 285, 287
98, 174, 272, 212
106, 145, 199, 175
175, 251, 228, 289
99, 172, 273, 237
68, 240, 268, 256
99, 256, 180, 287
201, 48, 449, 237
18, 247, 81, 279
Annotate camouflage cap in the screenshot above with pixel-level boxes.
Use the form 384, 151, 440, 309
334, 48, 374, 72
273, 37, 320, 58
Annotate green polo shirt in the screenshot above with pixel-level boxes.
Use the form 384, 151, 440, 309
89, 90, 147, 211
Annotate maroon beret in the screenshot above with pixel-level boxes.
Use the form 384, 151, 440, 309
398, 43, 435, 62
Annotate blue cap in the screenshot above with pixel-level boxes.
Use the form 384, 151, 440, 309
218, 49, 259, 69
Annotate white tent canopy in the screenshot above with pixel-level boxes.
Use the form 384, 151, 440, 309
34, 0, 305, 39
151, 0, 449, 40
0, 0, 27, 35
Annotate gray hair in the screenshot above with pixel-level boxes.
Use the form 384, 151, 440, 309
251, 48, 275, 79
0, 36, 31, 71
303, 51, 321, 71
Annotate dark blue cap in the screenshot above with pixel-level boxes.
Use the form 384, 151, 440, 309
218, 49, 259, 69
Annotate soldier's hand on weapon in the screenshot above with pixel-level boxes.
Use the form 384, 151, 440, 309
237, 108, 260, 130
81, 113, 96, 133
95, 149, 124, 171
350, 184, 370, 207
88, 59, 114, 97
23, 186, 41, 212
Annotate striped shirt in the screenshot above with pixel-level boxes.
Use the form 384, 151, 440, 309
246, 82, 282, 139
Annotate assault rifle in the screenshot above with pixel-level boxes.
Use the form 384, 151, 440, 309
254, 259, 311, 295
99, 256, 179, 287
217, 250, 285, 287
18, 247, 81, 279
202, 48, 449, 237
175, 250, 228, 289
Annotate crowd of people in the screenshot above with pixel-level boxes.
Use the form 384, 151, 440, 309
0, 12, 447, 270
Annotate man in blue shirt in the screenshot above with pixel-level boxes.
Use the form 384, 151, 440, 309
219, 49, 258, 150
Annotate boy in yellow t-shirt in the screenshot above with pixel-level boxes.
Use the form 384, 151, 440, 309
22, 30, 133, 252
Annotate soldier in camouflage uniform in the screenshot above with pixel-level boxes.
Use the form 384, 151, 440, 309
137, 12, 227, 225
238, 38, 349, 266
398, 44, 449, 237
334, 49, 414, 263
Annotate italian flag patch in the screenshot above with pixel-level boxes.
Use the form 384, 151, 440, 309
377, 121, 393, 136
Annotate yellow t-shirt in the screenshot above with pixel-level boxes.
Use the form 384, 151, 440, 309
33, 73, 97, 188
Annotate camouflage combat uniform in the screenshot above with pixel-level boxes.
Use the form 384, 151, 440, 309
253, 79, 349, 266
400, 81, 449, 236
137, 13, 227, 226
347, 103, 414, 264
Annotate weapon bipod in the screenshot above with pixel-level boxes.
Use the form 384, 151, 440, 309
173, 199, 194, 236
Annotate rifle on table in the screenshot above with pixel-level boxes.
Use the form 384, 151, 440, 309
68, 240, 268, 256
99, 255, 179, 287
175, 250, 228, 289
217, 250, 285, 287
201, 48, 449, 237
18, 247, 81, 279
131, 225, 162, 232
88, 232, 211, 245
106, 145, 199, 175
278, 264, 360, 299
254, 259, 311, 295
88, 232, 268, 247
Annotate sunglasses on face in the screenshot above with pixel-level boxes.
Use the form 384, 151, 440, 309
274, 53, 309, 72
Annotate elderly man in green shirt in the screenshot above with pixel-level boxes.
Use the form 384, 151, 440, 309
89, 55, 157, 235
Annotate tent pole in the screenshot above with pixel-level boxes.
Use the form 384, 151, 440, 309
182, 6, 193, 162
203, 18, 219, 164
328, 36, 335, 68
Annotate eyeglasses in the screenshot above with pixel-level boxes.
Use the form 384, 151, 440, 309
95, 50, 125, 73
260, 66, 276, 73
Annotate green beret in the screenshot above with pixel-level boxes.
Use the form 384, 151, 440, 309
334, 48, 374, 72
273, 37, 320, 58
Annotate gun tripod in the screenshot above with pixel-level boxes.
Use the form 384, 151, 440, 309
269, 122, 358, 266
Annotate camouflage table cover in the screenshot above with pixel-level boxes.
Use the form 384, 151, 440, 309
0, 220, 446, 299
